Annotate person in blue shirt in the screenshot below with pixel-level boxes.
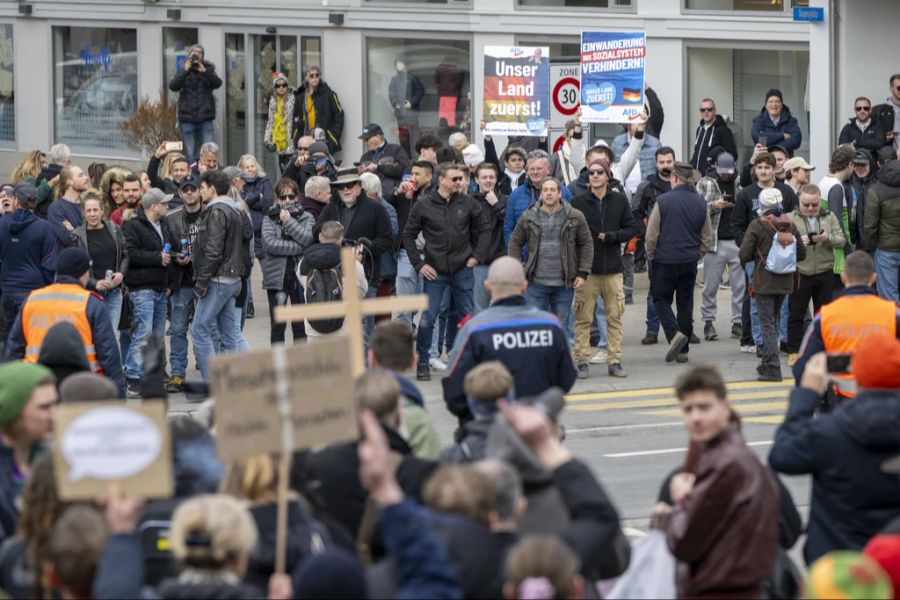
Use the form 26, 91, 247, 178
503, 150, 572, 246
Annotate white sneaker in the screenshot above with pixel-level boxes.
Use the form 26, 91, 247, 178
429, 357, 448, 372
590, 349, 609, 364
740, 344, 757, 353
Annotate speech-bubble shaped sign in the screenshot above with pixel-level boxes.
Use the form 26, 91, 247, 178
61, 406, 162, 482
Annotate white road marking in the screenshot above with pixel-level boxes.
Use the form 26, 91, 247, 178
566, 421, 684, 434
603, 440, 773, 458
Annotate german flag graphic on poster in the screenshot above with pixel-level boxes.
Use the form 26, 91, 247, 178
483, 46, 550, 137
579, 31, 647, 125
622, 88, 642, 102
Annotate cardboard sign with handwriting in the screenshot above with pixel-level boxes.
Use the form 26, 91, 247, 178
210, 337, 357, 461
53, 401, 173, 500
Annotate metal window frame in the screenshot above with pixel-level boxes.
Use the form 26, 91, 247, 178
49, 21, 142, 159
515, 0, 637, 14
221, 27, 323, 166
0, 21, 15, 149
682, 0, 808, 17
683, 40, 810, 160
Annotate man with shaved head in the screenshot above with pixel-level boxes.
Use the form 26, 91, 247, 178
442, 256, 577, 429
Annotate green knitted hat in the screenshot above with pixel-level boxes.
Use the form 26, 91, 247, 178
0, 362, 54, 427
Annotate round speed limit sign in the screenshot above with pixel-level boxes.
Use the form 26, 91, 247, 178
553, 77, 580, 116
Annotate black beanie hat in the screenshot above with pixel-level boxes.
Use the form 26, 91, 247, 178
765, 88, 784, 104
55, 247, 92, 279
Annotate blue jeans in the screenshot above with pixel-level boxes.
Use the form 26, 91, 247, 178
645, 260, 659, 334
431, 287, 453, 359
192, 281, 241, 381
179, 120, 214, 165
875, 248, 900, 302
779, 295, 789, 344
103, 287, 123, 334
417, 268, 474, 367
396, 253, 423, 325
123, 289, 167, 380
745, 262, 763, 345
473, 265, 491, 314
525, 282, 575, 326
362, 282, 379, 348
169, 287, 195, 377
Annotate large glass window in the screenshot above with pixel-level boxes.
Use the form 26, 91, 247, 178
687, 47, 809, 164
685, 0, 807, 10
163, 28, 198, 102
0, 24, 13, 142
366, 37, 470, 157
225, 33, 247, 167
519, 0, 632, 8
53, 27, 138, 151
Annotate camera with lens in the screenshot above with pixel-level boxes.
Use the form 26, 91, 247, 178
189, 53, 202, 71
268, 203, 303, 221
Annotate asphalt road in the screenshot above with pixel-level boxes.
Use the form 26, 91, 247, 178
170, 269, 811, 531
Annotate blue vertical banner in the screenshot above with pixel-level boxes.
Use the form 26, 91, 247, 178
579, 31, 647, 124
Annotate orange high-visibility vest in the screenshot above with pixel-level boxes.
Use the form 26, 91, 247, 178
820, 294, 897, 397
21, 283, 98, 371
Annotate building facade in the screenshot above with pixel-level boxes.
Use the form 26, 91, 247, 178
0, 0, 896, 177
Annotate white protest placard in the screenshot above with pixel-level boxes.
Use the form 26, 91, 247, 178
53, 401, 172, 500
483, 46, 551, 137
210, 336, 358, 461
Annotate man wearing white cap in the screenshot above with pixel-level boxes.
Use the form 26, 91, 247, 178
783, 156, 815, 196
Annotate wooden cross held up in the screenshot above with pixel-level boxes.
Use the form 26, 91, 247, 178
273, 246, 430, 377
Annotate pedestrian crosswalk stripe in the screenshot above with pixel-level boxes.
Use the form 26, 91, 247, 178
567, 390, 789, 412
639, 401, 787, 417
566, 380, 790, 402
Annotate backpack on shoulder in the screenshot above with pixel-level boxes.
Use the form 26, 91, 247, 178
305, 266, 344, 334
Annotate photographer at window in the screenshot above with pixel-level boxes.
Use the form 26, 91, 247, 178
168, 45, 223, 167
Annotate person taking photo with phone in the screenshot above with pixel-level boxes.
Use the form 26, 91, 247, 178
785, 184, 845, 365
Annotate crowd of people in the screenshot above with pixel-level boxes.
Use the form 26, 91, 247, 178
0, 49, 899, 597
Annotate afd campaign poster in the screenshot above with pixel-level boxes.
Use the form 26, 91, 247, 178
483, 46, 550, 137
579, 32, 646, 124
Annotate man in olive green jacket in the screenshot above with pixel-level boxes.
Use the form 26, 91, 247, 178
787, 184, 846, 357
507, 176, 593, 336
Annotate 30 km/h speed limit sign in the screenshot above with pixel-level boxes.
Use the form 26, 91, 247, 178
551, 64, 580, 128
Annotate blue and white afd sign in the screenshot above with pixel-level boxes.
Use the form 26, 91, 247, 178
793, 6, 825, 22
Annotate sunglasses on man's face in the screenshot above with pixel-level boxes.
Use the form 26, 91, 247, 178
337, 182, 356, 190
855, 106, 871, 112
308, 73, 321, 79
449, 176, 464, 182
588, 170, 606, 176
699, 107, 715, 113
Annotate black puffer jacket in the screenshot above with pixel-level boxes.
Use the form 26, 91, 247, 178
168, 62, 223, 124
838, 117, 886, 152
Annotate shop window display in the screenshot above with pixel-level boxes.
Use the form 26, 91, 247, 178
366, 37, 470, 156
53, 27, 138, 151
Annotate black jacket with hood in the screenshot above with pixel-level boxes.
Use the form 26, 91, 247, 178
769, 387, 900, 564
168, 61, 223, 124
690, 114, 738, 171
571, 188, 636, 275
316, 192, 393, 281
291, 81, 345, 153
